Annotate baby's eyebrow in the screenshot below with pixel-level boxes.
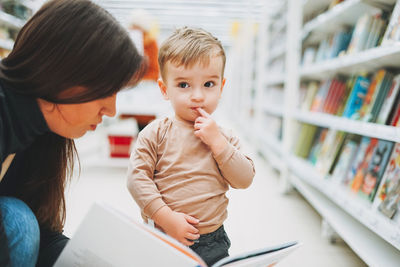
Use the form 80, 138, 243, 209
206, 75, 220, 79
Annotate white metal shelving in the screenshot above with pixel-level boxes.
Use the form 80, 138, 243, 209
0, 11, 25, 29
263, 105, 284, 117
244, 0, 400, 264
289, 172, 400, 266
302, 0, 386, 44
265, 73, 285, 86
301, 44, 400, 79
294, 110, 400, 142
0, 39, 13, 51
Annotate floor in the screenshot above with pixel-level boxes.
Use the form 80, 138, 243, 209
64, 128, 366, 267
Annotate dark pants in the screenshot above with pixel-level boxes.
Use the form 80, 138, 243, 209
189, 225, 231, 266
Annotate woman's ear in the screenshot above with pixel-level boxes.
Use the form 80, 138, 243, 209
158, 79, 169, 100
37, 98, 56, 113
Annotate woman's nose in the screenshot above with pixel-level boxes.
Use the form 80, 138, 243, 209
101, 94, 117, 117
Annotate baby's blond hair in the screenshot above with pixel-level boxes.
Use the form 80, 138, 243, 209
158, 27, 226, 80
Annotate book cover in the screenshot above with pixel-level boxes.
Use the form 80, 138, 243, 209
358, 69, 385, 120
367, 71, 394, 122
350, 138, 379, 193
342, 76, 370, 118
343, 136, 371, 186
310, 80, 332, 112
328, 79, 346, 114
315, 130, 346, 176
300, 81, 319, 111
376, 73, 400, 124
359, 140, 394, 201
382, 0, 400, 45
373, 143, 400, 220
347, 13, 373, 54
389, 97, 400, 126
54, 203, 301, 267
308, 128, 328, 165
336, 75, 357, 116
331, 137, 360, 184
294, 124, 318, 159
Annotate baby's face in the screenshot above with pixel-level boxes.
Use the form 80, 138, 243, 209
159, 56, 225, 122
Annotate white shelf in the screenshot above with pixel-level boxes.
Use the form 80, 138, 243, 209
0, 38, 13, 50
268, 45, 286, 60
293, 110, 400, 142
302, 0, 382, 44
301, 44, 400, 79
302, 0, 331, 18
288, 155, 400, 259
263, 105, 284, 117
255, 130, 284, 171
289, 172, 400, 266
0, 11, 25, 29
266, 73, 285, 86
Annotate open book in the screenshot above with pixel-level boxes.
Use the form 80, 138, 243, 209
54, 203, 300, 267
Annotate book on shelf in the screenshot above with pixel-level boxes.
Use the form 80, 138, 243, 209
310, 80, 331, 112
368, 71, 394, 122
54, 203, 301, 267
330, 135, 361, 184
376, 73, 400, 124
343, 136, 372, 186
364, 14, 387, 50
336, 75, 357, 116
373, 143, 400, 221
359, 140, 394, 202
294, 123, 318, 159
350, 138, 379, 193
382, 0, 400, 45
315, 130, 346, 176
359, 69, 394, 122
324, 78, 346, 115
347, 13, 374, 54
389, 97, 400, 126
308, 128, 327, 166
300, 81, 319, 111
342, 75, 370, 119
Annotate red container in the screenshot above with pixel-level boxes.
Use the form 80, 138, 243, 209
107, 135, 133, 158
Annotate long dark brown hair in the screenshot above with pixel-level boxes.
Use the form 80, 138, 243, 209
0, 0, 146, 231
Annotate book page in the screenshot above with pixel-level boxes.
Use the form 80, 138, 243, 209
54, 203, 203, 267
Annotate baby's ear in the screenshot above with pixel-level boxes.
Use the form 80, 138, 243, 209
158, 79, 169, 100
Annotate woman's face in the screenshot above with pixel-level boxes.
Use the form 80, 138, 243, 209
37, 87, 117, 139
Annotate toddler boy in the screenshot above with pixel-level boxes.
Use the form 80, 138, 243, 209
127, 26, 255, 266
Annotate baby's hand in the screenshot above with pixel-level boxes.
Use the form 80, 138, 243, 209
154, 207, 200, 246
194, 107, 228, 155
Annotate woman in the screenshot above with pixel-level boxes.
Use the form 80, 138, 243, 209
0, 0, 146, 266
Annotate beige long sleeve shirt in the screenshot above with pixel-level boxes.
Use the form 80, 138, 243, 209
127, 116, 255, 234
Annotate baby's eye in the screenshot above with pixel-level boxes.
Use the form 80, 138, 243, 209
178, 82, 189, 88
204, 81, 215, 87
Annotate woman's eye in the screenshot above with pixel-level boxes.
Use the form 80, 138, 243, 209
204, 81, 215, 87
178, 82, 189, 88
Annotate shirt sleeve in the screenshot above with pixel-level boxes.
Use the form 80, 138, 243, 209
126, 121, 167, 219
213, 132, 255, 189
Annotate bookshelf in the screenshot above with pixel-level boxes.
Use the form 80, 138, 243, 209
0, 4, 31, 55
241, 0, 400, 264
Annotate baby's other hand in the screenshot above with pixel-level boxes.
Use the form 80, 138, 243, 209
154, 207, 200, 246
